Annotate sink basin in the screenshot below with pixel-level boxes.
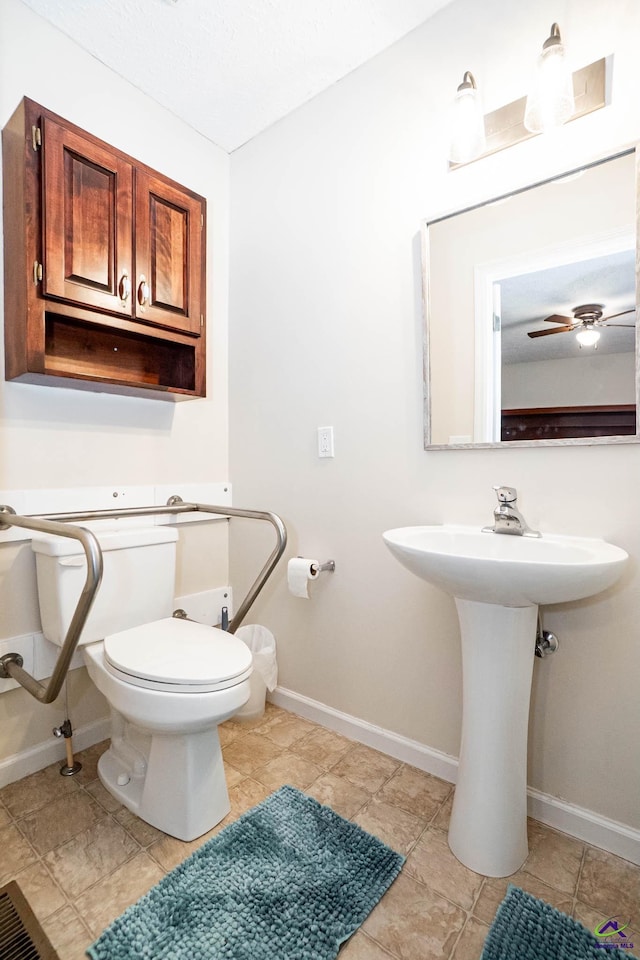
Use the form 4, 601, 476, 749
382, 524, 628, 606
383, 522, 628, 877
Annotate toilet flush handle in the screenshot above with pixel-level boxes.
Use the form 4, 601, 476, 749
58, 556, 86, 567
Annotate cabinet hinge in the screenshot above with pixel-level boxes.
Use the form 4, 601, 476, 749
31, 126, 42, 151
33, 261, 43, 284
200, 314, 204, 328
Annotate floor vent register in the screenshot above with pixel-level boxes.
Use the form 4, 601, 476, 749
0, 882, 59, 960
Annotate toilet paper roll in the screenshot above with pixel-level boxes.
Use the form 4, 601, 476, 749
287, 557, 320, 599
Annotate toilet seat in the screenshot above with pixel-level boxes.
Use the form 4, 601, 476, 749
103, 617, 253, 693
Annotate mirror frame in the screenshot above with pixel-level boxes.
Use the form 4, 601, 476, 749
422, 144, 640, 450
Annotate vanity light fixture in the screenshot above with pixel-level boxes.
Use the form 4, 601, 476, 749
449, 71, 487, 165
575, 324, 600, 347
449, 24, 608, 169
524, 24, 575, 133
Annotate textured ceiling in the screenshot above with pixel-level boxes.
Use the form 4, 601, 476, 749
19, 0, 455, 151
501, 249, 636, 364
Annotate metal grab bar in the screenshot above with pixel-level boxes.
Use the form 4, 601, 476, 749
0, 499, 287, 704
0, 514, 103, 703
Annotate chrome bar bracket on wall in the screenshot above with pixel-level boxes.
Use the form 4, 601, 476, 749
0, 499, 287, 704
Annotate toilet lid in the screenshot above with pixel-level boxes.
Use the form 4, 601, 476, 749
104, 617, 252, 690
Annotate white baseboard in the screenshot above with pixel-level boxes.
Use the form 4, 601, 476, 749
270, 685, 640, 867
526, 788, 640, 866
0, 715, 111, 788
269, 686, 459, 783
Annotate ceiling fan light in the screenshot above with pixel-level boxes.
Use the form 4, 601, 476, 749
449, 71, 486, 164
575, 325, 600, 347
524, 24, 575, 134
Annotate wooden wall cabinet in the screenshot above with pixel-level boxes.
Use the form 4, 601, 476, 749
3, 98, 206, 399
501, 404, 636, 441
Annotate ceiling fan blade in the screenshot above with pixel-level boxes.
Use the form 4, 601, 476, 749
603, 309, 636, 322
603, 323, 635, 328
527, 324, 576, 338
543, 314, 574, 324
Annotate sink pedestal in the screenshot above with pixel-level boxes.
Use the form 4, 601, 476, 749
448, 599, 537, 878
383, 523, 628, 877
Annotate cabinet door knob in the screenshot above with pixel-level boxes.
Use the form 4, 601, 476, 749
137, 275, 150, 307
118, 271, 131, 304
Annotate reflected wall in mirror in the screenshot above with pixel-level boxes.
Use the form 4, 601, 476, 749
424, 149, 639, 448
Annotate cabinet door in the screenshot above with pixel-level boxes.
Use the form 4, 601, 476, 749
42, 118, 134, 316
134, 170, 203, 336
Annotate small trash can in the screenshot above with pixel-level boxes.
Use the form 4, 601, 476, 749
234, 624, 277, 721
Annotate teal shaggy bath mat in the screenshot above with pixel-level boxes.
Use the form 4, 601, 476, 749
87, 785, 404, 960
481, 885, 638, 959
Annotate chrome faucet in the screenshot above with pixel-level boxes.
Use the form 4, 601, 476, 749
482, 485, 541, 538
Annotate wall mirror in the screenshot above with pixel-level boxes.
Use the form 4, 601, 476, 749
423, 147, 639, 449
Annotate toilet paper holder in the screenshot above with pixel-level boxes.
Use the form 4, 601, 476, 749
309, 559, 336, 575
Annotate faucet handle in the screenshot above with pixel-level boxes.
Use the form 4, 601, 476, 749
493, 485, 518, 503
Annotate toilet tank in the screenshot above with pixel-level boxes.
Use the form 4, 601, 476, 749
31, 525, 179, 647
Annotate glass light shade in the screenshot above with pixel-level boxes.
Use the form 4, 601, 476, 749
575, 325, 600, 347
524, 25, 575, 133
449, 73, 486, 164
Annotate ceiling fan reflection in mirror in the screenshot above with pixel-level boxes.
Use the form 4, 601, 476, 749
527, 303, 636, 347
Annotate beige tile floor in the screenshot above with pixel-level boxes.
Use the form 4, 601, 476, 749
1, 702, 638, 960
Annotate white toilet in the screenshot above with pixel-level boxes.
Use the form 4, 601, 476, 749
31, 524, 252, 841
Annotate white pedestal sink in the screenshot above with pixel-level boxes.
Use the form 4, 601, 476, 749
383, 524, 628, 877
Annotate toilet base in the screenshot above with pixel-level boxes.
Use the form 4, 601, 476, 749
99, 712, 230, 841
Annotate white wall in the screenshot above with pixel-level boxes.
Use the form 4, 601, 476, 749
229, 0, 640, 831
502, 351, 636, 407
0, 0, 230, 764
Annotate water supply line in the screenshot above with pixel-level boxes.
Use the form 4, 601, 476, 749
52, 679, 82, 776
535, 613, 559, 657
